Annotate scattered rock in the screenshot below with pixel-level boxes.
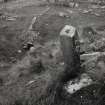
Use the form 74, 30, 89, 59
29, 17, 37, 30
0, 12, 17, 21
26, 80, 35, 86
7, 17, 16, 21
90, 38, 105, 51
82, 10, 90, 14
82, 9, 92, 14
23, 42, 34, 51
101, 6, 105, 8
29, 46, 35, 53
59, 62, 64, 66
87, 55, 105, 82
80, 26, 98, 44
17, 50, 22, 53
94, 13, 100, 16
69, 2, 75, 7
66, 9, 73, 14
58, 12, 69, 18
75, 3, 79, 8
10, 57, 17, 63
80, 52, 101, 61
65, 73, 93, 94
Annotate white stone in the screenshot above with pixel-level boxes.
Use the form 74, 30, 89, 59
29, 17, 37, 30
69, 2, 75, 7
65, 73, 93, 94
75, 3, 79, 8
18, 50, 22, 53
60, 25, 76, 38
29, 47, 35, 53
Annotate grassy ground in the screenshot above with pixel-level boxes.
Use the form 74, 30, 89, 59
0, 0, 105, 105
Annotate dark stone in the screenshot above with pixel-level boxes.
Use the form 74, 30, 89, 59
0, 78, 3, 86
23, 42, 34, 51
59, 25, 81, 83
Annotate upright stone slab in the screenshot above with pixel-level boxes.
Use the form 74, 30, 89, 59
60, 25, 80, 80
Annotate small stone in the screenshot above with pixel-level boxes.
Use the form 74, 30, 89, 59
7, 17, 16, 21
59, 62, 64, 66
66, 9, 73, 14
83, 10, 89, 13
58, 12, 69, 17
10, 57, 17, 63
29, 17, 37, 30
29, 47, 35, 53
46, 24, 48, 26
94, 13, 100, 16
18, 50, 22, 53
69, 2, 75, 7
75, 3, 79, 8
23, 42, 34, 51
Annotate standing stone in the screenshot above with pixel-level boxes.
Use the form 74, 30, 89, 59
60, 25, 80, 81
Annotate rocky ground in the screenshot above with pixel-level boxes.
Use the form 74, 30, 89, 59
0, 0, 105, 105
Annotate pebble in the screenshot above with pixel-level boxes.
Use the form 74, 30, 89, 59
18, 50, 22, 53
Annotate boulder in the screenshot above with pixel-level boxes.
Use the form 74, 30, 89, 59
60, 25, 80, 79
